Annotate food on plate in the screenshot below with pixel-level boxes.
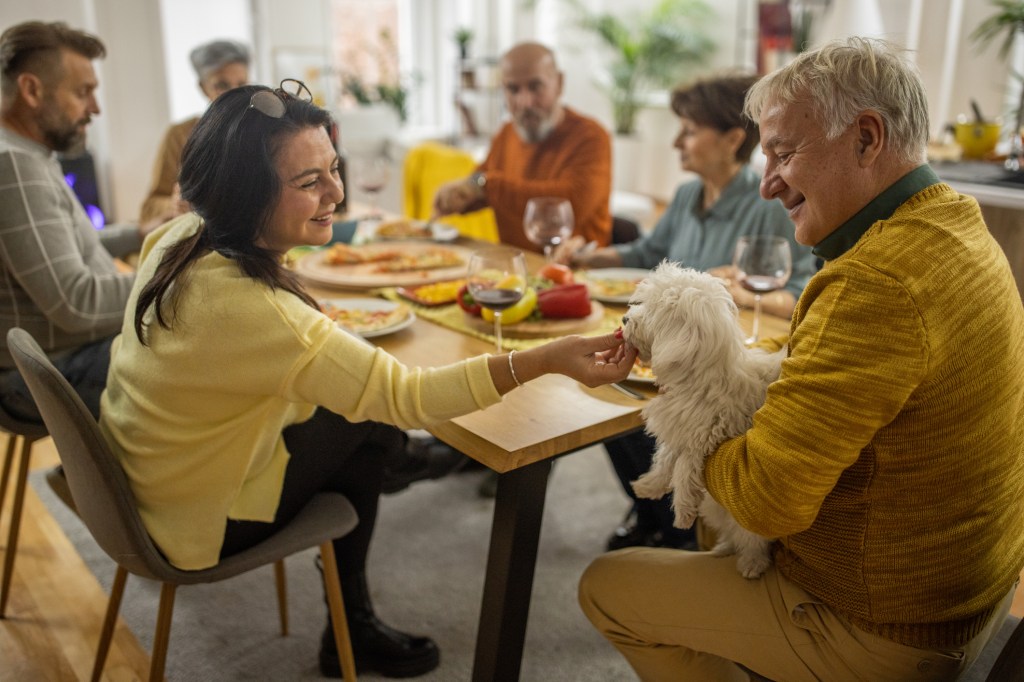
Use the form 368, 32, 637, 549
631, 360, 655, 382
456, 283, 482, 316
321, 300, 410, 334
375, 218, 433, 240
481, 287, 537, 324
402, 279, 465, 306
536, 283, 592, 319
537, 262, 574, 286
323, 243, 464, 273
586, 274, 643, 299
324, 243, 395, 265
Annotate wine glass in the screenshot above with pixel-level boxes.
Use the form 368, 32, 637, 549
733, 235, 792, 345
349, 154, 391, 220
524, 197, 574, 261
466, 247, 528, 353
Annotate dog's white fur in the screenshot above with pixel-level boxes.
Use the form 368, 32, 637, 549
622, 261, 783, 578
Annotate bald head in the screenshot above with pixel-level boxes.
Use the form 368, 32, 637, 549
500, 42, 564, 143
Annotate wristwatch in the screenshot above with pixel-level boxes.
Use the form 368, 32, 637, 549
469, 171, 487, 192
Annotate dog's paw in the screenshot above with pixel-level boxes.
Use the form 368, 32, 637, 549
710, 540, 735, 557
736, 551, 773, 579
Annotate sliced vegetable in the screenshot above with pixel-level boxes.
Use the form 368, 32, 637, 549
456, 283, 482, 316
537, 262, 574, 286
537, 283, 592, 319
481, 287, 537, 324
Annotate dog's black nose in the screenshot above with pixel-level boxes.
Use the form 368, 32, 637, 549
621, 315, 629, 325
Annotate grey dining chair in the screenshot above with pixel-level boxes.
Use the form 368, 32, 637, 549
0, 395, 48, 618
7, 328, 358, 681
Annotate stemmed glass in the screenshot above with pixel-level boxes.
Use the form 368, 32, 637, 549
467, 248, 528, 352
733, 235, 792, 345
349, 154, 391, 220
524, 197, 574, 261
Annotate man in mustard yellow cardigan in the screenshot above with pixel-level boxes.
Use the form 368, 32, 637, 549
579, 37, 1024, 681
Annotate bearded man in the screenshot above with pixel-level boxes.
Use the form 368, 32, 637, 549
432, 41, 612, 251
0, 21, 158, 421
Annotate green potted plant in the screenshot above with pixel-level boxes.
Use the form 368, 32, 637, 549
560, 0, 716, 135
971, 0, 1024, 170
454, 27, 474, 61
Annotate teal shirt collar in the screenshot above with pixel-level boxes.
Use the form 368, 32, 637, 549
813, 164, 940, 261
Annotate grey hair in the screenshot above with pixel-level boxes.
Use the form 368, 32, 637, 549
744, 37, 929, 165
189, 39, 250, 80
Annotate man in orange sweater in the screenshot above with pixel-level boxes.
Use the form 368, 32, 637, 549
432, 42, 612, 251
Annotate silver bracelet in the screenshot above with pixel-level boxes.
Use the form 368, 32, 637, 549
508, 349, 523, 387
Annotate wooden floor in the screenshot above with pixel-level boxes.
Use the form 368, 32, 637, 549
3, 434, 1024, 681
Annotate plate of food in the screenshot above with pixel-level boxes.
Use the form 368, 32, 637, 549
580, 268, 650, 304
320, 298, 415, 338
294, 242, 473, 289
369, 218, 459, 243
626, 359, 656, 384
396, 279, 466, 307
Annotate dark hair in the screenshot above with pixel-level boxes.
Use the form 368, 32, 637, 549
670, 74, 761, 162
0, 21, 105, 95
133, 85, 334, 344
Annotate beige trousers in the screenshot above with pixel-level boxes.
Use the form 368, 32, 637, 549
579, 548, 1015, 682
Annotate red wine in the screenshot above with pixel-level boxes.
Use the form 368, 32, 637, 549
473, 288, 523, 311
740, 275, 783, 293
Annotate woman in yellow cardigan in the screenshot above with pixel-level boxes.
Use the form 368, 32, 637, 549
100, 82, 635, 679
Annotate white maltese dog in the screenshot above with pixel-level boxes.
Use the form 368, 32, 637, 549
622, 261, 783, 578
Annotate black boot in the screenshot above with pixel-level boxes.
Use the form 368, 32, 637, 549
318, 562, 440, 678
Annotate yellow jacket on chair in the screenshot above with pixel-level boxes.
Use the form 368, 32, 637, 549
402, 142, 498, 242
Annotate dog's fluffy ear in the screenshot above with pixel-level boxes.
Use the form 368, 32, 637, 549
648, 272, 742, 370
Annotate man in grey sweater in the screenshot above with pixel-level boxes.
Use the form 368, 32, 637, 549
0, 21, 157, 421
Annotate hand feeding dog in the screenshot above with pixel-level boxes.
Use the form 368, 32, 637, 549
621, 261, 784, 578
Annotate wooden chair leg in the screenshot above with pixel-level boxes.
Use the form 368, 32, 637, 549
0, 433, 16, 515
320, 542, 356, 681
149, 582, 177, 682
0, 437, 32, 618
91, 565, 129, 682
274, 559, 288, 636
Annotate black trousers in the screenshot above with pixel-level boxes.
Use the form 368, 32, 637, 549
220, 408, 404, 596
604, 429, 696, 546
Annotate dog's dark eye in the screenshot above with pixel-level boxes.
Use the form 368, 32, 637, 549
622, 315, 629, 325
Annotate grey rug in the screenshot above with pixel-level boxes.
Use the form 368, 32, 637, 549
31, 444, 637, 681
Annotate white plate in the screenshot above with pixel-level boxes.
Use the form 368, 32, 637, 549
368, 219, 459, 243
627, 365, 657, 384
320, 298, 416, 338
581, 267, 650, 304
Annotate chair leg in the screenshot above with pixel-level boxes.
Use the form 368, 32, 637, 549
320, 541, 357, 681
0, 436, 32, 618
91, 565, 128, 682
274, 559, 288, 636
0, 433, 16, 516
149, 582, 177, 682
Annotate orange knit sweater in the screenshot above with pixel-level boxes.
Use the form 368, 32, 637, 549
478, 107, 612, 252
705, 183, 1024, 650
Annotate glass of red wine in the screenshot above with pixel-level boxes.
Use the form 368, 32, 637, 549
733, 235, 792, 344
467, 247, 528, 353
524, 197, 574, 261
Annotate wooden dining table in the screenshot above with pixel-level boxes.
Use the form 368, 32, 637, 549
302, 235, 792, 682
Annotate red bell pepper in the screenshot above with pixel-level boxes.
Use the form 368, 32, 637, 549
456, 283, 482, 316
537, 283, 592, 319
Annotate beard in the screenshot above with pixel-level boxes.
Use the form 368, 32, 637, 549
513, 107, 558, 144
38, 98, 89, 153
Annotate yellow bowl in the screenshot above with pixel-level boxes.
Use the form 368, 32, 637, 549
955, 121, 1001, 159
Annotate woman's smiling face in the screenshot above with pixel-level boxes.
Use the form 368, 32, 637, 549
259, 125, 344, 254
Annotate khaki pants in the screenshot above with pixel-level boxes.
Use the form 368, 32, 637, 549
578, 548, 1014, 682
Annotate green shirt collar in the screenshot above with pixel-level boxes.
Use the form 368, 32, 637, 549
813, 164, 940, 261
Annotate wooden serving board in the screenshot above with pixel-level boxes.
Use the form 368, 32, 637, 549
294, 243, 474, 290
463, 301, 606, 338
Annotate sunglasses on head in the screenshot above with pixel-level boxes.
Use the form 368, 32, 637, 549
248, 79, 313, 118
